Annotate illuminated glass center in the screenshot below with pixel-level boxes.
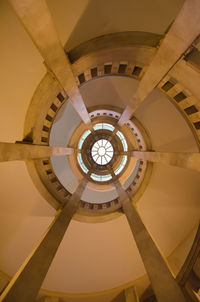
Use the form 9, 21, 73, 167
77, 124, 128, 181
92, 139, 114, 165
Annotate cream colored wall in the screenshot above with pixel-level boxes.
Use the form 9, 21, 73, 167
46, 0, 184, 50
168, 225, 198, 276
0, 0, 45, 142
0, 80, 200, 293
0, 226, 196, 301
1, 0, 184, 143
0, 0, 199, 297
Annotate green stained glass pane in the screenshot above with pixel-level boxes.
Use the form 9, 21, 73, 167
91, 173, 112, 182
93, 123, 103, 131
103, 123, 115, 131
77, 153, 89, 173
116, 131, 128, 151
78, 130, 91, 149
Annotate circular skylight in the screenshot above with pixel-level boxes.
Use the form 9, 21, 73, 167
76, 123, 129, 182
91, 139, 114, 165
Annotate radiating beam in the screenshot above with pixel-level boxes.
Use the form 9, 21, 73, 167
119, 0, 200, 125
0, 142, 73, 162
9, 0, 90, 124
114, 179, 187, 302
0, 178, 88, 302
132, 151, 200, 172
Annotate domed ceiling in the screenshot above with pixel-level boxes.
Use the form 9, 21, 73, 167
0, 0, 200, 301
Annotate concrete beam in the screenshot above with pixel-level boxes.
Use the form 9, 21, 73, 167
114, 180, 186, 302
0, 142, 73, 162
119, 0, 200, 125
132, 151, 200, 172
125, 286, 140, 302
9, 0, 90, 124
0, 178, 88, 302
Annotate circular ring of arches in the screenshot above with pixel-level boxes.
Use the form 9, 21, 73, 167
77, 122, 129, 183
23, 38, 200, 222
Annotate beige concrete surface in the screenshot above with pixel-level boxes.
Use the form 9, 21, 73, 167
0, 178, 87, 302
0, 142, 73, 162
132, 151, 200, 172
9, 0, 90, 124
114, 180, 186, 302
119, 0, 200, 125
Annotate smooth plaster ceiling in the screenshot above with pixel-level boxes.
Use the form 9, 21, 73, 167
0, 0, 199, 296
0, 0, 45, 142
46, 0, 184, 50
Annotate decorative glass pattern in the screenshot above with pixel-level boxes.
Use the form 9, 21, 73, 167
77, 153, 89, 174
116, 131, 128, 151
78, 130, 91, 149
91, 173, 112, 182
114, 155, 127, 175
91, 139, 114, 165
93, 123, 115, 132
77, 123, 128, 182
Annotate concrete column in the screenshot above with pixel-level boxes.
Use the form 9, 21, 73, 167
114, 180, 186, 302
132, 151, 200, 172
118, 0, 200, 125
0, 142, 74, 162
9, 0, 90, 124
125, 286, 140, 302
0, 178, 88, 302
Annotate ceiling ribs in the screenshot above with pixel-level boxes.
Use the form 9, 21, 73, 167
9, 0, 91, 124
0, 142, 73, 162
118, 0, 200, 126
132, 151, 200, 173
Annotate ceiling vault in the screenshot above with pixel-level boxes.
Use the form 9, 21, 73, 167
114, 179, 187, 302
0, 178, 88, 302
8, 0, 91, 124
1, 141, 199, 174
118, 0, 200, 126
0, 0, 200, 301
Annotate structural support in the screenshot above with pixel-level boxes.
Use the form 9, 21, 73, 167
132, 151, 200, 172
114, 180, 187, 302
9, 0, 90, 124
119, 0, 200, 125
0, 178, 88, 302
0, 142, 73, 162
125, 286, 140, 302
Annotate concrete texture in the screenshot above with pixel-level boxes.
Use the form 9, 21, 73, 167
119, 0, 200, 125
114, 180, 186, 302
0, 179, 87, 302
0, 142, 73, 161
9, 0, 90, 124
132, 151, 200, 172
